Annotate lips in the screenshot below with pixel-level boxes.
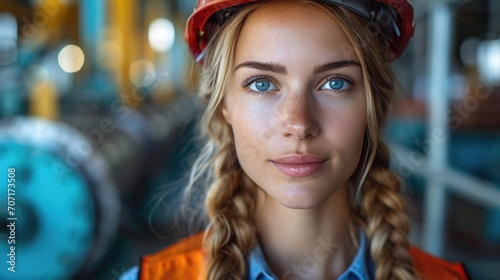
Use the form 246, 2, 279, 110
270, 154, 328, 177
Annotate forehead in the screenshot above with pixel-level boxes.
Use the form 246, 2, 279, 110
234, 2, 359, 65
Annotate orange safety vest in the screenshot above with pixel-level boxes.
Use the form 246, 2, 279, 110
139, 232, 469, 280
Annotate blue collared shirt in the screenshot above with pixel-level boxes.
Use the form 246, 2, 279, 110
120, 232, 374, 280
248, 232, 374, 280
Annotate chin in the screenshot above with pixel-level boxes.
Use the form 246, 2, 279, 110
273, 185, 331, 209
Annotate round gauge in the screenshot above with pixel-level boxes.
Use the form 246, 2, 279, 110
0, 141, 95, 279
0, 117, 120, 279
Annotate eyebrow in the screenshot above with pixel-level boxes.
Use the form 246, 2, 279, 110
234, 61, 287, 74
233, 60, 361, 74
313, 60, 361, 74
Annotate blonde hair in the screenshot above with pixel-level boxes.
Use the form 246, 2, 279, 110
185, 1, 417, 279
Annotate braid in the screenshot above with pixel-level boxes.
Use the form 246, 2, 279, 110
204, 143, 257, 279
359, 143, 416, 280
193, 6, 260, 279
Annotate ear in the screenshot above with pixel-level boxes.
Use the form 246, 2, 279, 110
221, 99, 231, 125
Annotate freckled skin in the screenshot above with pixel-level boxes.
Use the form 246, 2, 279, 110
221, 3, 367, 210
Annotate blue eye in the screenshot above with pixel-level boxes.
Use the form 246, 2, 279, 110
321, 78, 351, 91
249, 79, 277, 92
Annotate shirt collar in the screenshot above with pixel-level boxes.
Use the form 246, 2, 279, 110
248, 231, 374, 280
337, 231, 374, 280
248, 241, 278, 280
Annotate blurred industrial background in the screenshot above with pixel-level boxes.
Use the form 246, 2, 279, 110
0, 0, 499, 279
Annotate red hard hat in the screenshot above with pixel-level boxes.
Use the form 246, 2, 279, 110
185, 0, 414, 63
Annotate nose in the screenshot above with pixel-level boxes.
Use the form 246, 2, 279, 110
276, 91, 320, 140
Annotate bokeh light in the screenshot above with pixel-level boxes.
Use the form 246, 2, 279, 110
148, 18, 175, 53
478, 39, 500, 85
58, 44, 85, 73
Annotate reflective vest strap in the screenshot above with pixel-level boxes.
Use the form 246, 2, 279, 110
140, 232, 206, 280
139, 235, 469, 280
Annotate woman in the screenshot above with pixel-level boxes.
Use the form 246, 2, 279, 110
124, 0, 470, 279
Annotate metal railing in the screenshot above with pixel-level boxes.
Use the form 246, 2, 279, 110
390, 0, 500, 257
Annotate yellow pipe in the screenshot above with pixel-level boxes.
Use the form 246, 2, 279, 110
110, 0, 139, 107
29, 81, 58, 120
26, 0, 70, 120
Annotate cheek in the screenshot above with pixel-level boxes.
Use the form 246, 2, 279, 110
230, 107, 271, 164
340, 110, 366, 144
343, 120, 366, 164
325, 100, 367, 163
346, 118, 366, 167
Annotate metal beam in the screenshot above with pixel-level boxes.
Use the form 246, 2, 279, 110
423, 0, 453, 257
389, 143, 500, 209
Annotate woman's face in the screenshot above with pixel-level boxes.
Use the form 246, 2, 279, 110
222, 2, 367, 209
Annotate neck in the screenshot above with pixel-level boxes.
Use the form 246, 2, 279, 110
254, 183, 357, 280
